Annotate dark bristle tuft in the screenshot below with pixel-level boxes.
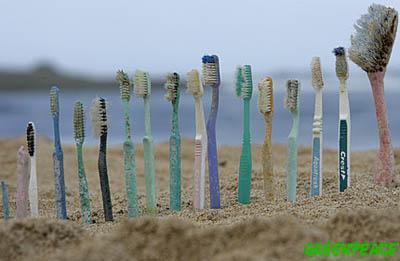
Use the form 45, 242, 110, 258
333, 47, 346, 56
26, 123, 35, 157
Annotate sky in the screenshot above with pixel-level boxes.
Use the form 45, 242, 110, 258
1, 0, 400, 78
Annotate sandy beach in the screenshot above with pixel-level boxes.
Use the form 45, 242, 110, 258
0, 137, 399, 260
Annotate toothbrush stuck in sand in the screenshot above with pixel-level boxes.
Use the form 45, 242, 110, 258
27, 122, 39, 216
16, 146, 29, 218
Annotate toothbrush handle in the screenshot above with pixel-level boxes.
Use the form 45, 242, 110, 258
53, 149, 67, 219
143, 136, 157, 214
29, 157, 39, 217
238, 100, 252, 204
76, 143, 92, 224
206, 86, 220, 209
123, 140, 139, 218
99, 134, 113, 221
193, 137, 206, 209
1, 182, 9, 220
311, 136, 322, 196
262, 114, 274, 200
169, 133, 181, 211
16, 147, 29, 218
287, 135, 298, 203
339, 119, 349, 192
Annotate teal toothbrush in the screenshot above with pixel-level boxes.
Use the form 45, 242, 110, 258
235, 65, 253, 204
165, 73, 181, 211
134, 70, 156, 214
285, 80, 300, 203
116, 70, 139, 218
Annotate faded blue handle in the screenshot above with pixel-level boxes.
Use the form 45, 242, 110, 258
311, 137, 321, 197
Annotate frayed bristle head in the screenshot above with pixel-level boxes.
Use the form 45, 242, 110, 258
50, 86, 59, 115
26, 122, 35, 157
165, 72, 180, 102
90, 97, 108, 137
285, 80, 300, 113
187, 69, 203, 98
73, 101, 85, 142
311, 57, 324, 89
202, 55, 220, 87
134, 70, 151, 97
333, 47, 349, 80
116, 70, 131, 102
258, 77, 273, 114
235, 65, 253, 99
349, 4, 398, 72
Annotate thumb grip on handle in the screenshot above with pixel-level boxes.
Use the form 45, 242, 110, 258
193, 139, 204, 209
143, 136, 157, 214
287, 137, 297, 203
123, 141, 139, 218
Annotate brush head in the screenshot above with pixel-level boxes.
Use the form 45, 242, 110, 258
164, 72, 180, 102
90, 97, 108, 137
258, 77, 273, 114
50, 86, 60, 115
202, 55, 220, 87
134, 70, 151, 97
349, 4, 398, 72
186, 69, 204, 98
311, 57, 324, 90
26, 122, 35, 157
116, 70, 132, 102
73, 101, 85, 142
285, 80, 300, 113
333, 47, 349, 80
235, 65, 253, 99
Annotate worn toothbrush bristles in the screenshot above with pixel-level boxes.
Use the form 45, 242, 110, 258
134, 70, 151, 97
311, 57, 324, 89
50, 86, 59, 115
74, 101, 85, 141
91, 97, 108, 137
333, 47, 349, 80
286, 80, 299, 113
26, 122, 35, 157
165, 72, 180, 102
258, 77, 273, 114
235, 65, 253, 99
349, 4, 398, 72
187, 70, 204, 97
202, 55, 220, 87
116, 70, 132, 102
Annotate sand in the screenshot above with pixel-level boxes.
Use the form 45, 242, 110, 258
0, 137, 399, 260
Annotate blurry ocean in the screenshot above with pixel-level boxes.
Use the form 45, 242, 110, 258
0, 74, 399, 151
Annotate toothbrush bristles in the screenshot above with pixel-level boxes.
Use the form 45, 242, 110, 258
116, 70, 131, 102
165, 72, 180, 102
235, 65, 253, 99
50, 86, 59, 115
202, 55, 220, 87
311, 57, 324, 89
333, 47, 349, 80
91, 97, 108, 137
26, 122, 35, 157
285, 80, 299, 113
258, 77, 273, 114
134, 70, 151, 97
187, 69, 203, 98
74, 101, 85, 141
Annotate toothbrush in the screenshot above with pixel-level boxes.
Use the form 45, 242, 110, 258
134, 70, 157, 214
235, 65, 253, 204
187, 69, 207, 209
349, 4, 398, 187
285, 80, 300, 203
258, 77, 274, 200
116, 70, 139, 218
27, 122, 39, 216
16, 146, 29, 218
1, 181, 9, 220
202, 55, 221, 209
310, 57, 324, 197
50, 86, 67, 219
333, 47, 351, 192
165, 72, 181, 211
73, 101, 92, 224
91, 97, 113, 221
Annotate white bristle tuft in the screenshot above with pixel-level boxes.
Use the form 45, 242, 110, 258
164, 72, 180, 102
202, 55, 220, 87
333, 47, 349, 80
311, 57, 324, 90
285, 80, 300, 113
116, 70, 131, 102
258, 77, 273, 114
187, 69, 204, 98
134, 70, 151, 97
50, 86, 59, 115
74, 101, 85, 142
90, 97, 108, 137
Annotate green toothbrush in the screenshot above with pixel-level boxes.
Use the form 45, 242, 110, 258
134, 70, 156, 214
165, 72, 181, 211
117, 70, 139, 218
235, 65, 253, 204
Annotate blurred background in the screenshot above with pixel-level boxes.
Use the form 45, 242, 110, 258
0, 0, 399, 150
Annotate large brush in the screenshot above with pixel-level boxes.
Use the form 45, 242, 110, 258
258, 77, 274, 200
285, 80, 301, 203
50, 86, 67, 219
91, 97, 113, 221
333, 47, 351, 192
236, 65, 253, 204
349, 4, 398, 186
116, 70, 139, 218
165, 72, 181, 211
134, 70, 157, 214
73, 101, 92, 224
202, 55, 221, 209
27, 122, 39, 216
310, 57, 324, 197
187, 69, 207, 209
